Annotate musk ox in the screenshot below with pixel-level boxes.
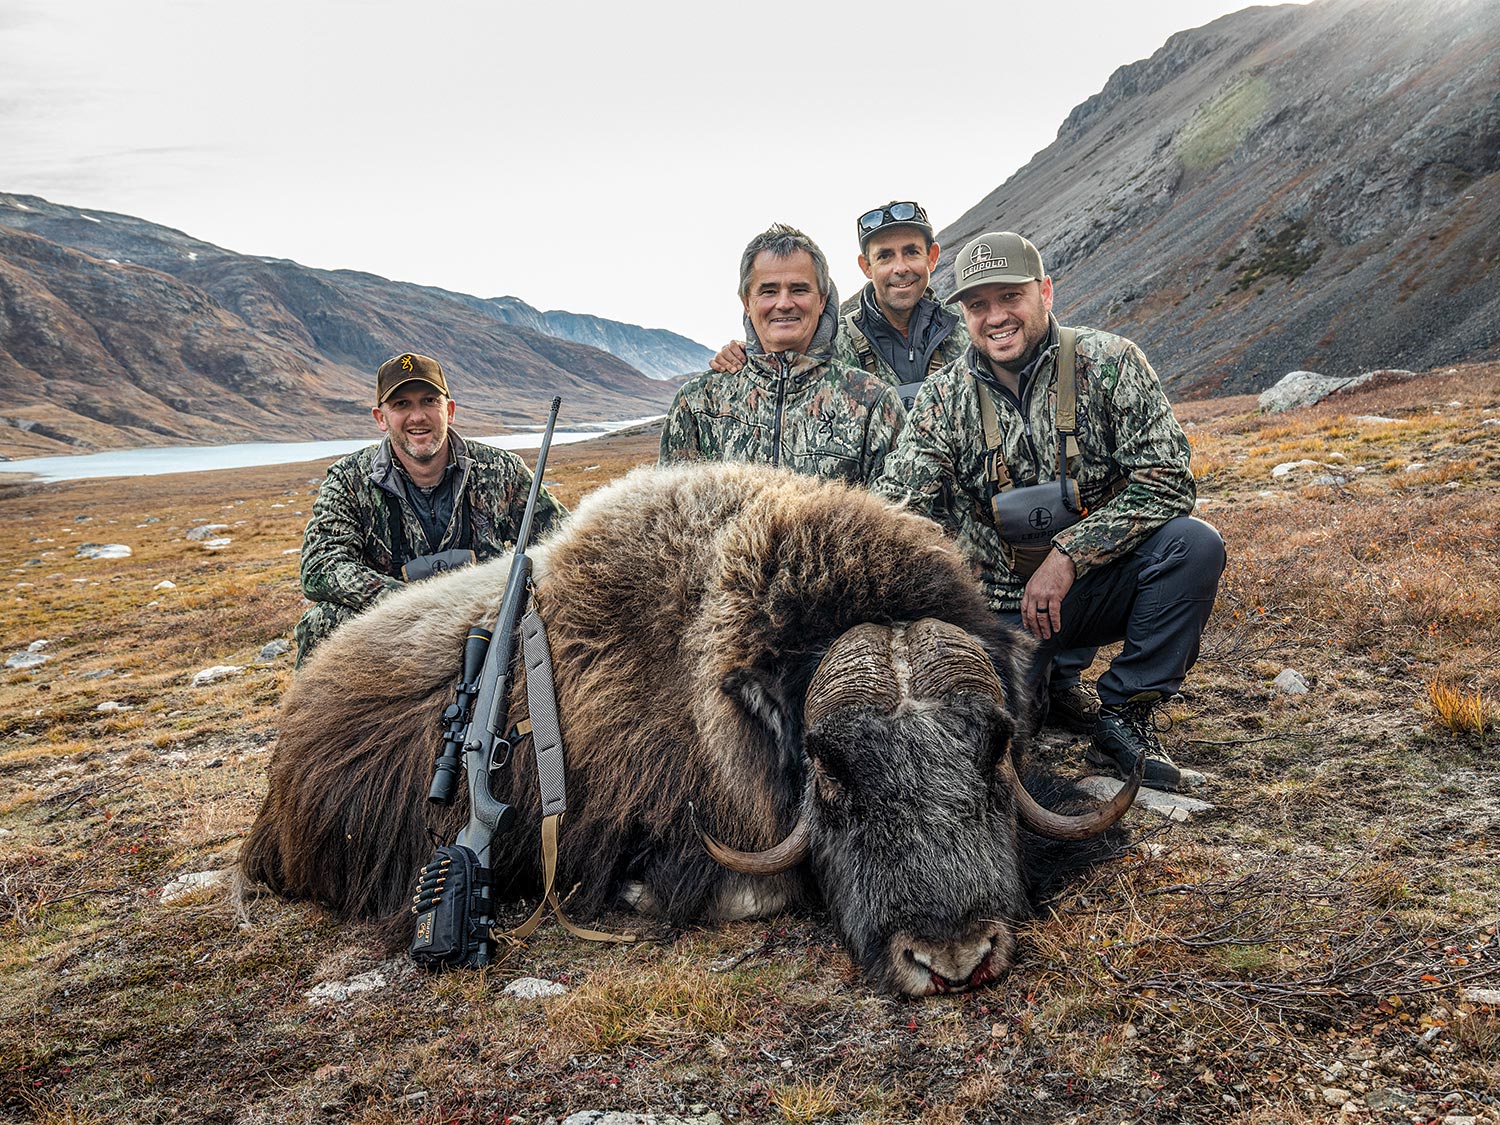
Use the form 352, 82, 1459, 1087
242, 462, 1138, 995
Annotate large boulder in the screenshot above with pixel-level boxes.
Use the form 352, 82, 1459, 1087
1258, 369, 1410, 413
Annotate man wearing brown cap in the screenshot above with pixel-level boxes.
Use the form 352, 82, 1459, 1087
293, 352, 567, 666
874, 232, 1225, 791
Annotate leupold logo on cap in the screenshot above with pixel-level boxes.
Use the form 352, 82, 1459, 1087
961, 243, 1008, 281
400, 355, 415, 371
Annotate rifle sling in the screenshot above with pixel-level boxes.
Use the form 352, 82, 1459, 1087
496, 601, 635, 946
522, 607, 567, 819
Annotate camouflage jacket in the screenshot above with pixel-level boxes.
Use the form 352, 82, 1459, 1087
299, 430, 567, 612
833, 284, 970, 400
873, 319, 1195, 610
659, 286, 906, 486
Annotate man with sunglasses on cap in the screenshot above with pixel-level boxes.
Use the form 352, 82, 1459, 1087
837, 201, 971, 407
293, 352, 567, 667
660, 223, 905, 485
874, 233, 1225, 791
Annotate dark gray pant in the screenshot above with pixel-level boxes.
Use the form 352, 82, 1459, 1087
1048, 646, 1096, 692
998, 516, 1225, 710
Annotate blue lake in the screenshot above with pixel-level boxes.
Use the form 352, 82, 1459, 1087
0, 417, 660, 483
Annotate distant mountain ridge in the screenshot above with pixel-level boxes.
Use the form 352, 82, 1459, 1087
482, 297, 710, 380
937, 0, 1499, 396
0, 194, 699, 457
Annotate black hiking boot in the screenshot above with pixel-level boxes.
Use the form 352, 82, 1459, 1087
1084, 700, 1183, 792
1046, 683, 1099, 734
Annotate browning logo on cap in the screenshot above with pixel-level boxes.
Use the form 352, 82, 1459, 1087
376, 352, 450, 405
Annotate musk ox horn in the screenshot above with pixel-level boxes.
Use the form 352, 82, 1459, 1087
697, 623, 900, 878
1000, 749, 1143, 841
700, 809, 812, 875
901, 618, 1143, 841
698, 622, 897, 877
803, 621, 901, 729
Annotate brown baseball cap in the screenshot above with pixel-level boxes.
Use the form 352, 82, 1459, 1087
376, 353, 449, 405
947, 232, 1046, 302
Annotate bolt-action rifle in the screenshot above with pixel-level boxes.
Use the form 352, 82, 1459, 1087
410, 396, 562, 969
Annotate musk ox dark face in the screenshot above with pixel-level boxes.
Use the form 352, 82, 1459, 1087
805, 694, 1027, 995
705, 617, 1140, 998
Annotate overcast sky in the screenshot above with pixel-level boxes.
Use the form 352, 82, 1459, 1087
2, 0, 1308, 351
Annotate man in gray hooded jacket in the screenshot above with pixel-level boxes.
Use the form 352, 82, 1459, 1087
659, 224, 905, 486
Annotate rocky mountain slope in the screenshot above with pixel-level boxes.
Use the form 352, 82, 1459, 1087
0, 194, 691, 457
938, 0, 1499, 397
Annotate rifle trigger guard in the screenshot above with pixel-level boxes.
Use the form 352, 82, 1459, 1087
488, 738, 513, 773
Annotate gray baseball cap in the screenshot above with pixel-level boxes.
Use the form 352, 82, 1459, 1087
948, 232, 1046, 302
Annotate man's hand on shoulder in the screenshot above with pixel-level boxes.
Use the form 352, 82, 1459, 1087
709, 340, 748, 374
1020, 548, 1076, 641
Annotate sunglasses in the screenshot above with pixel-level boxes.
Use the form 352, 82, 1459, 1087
857, 202, 930, 235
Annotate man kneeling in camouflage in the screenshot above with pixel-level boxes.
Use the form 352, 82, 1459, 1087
875, 233, 1225, 790
294, 352, 566, 666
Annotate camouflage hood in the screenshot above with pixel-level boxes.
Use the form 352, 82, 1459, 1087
657, 275, 908, 488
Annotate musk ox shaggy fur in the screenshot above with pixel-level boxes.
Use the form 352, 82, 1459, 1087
242, 462, 1134, 995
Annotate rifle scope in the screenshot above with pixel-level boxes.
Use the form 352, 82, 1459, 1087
429, 626, 493, 804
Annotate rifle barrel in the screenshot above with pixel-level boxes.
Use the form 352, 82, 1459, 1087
511, 396, 561, 560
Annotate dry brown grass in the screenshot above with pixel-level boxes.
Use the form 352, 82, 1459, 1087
1428, 680, 1497, 737
543, 954, 769, 1052
769, 1077, 843, 1123
3, 379, 1500, 1124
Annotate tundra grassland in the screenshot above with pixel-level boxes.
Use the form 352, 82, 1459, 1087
2, 368, 1498, 1125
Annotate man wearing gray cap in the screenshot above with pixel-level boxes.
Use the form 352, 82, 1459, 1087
874, 233, 1225, 790
709, 205, 1096, 732
293, 352, 567, 666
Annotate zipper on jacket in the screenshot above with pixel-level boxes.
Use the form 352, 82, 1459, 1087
991, 379, 1040, 471
1017, 354, 1053, 473
772, 355, 788, 466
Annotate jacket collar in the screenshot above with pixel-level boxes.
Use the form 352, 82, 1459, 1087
855, 281, 947, 329
968, 314, 1061, 396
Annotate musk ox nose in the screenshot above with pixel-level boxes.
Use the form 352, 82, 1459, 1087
889, 920, 1016, 996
